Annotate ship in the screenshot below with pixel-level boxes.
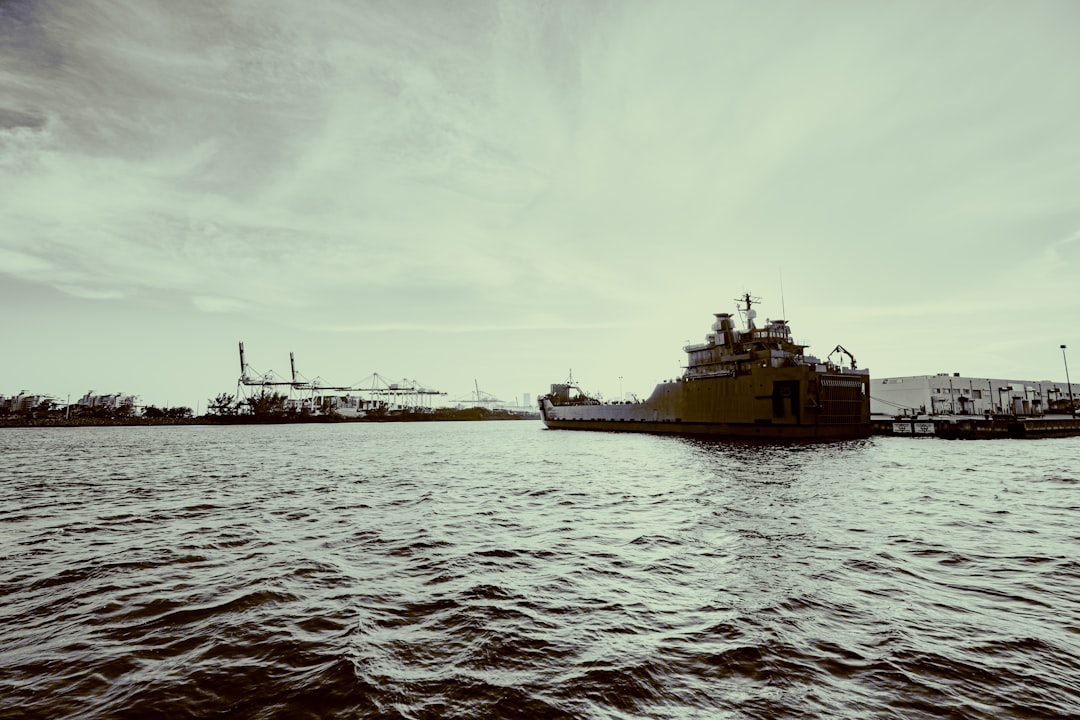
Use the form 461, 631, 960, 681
538, 293, 871, 440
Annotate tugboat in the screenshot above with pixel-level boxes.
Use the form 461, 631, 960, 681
539, 293, 871, 440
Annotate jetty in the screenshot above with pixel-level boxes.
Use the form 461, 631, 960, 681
872, 414, 1080, 440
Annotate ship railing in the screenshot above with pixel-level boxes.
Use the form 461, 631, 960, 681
684, 369, 736, 379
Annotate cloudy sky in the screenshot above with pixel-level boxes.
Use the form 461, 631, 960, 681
2, 0, 1079, 409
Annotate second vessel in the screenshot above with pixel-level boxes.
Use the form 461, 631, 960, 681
539, 293, 871, 440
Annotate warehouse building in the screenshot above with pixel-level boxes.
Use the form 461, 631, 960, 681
871, 373, 1078, 417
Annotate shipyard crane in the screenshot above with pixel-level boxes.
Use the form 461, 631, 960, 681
290, 352, 306, 390
471, 379, 503, 404
233, 342, 446, 414
452, 379, 503, 407
827, 344, 858, 369
236, 342, 295, 396
351, 373, 446, 412
236, 343, 354, 412
289, 352, 352, 393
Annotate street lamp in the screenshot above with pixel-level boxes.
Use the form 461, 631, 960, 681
1063, 345, 1075, 417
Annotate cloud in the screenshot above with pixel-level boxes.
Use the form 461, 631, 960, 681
312, 318, 625, 334
3, 0, 1080, 339
0, 108, 45, 130
192, 295, 253, 314
0, 247, 53, 275
54, 284, 127, 300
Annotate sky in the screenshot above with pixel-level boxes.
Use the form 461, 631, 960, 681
2, 0, 1079, 410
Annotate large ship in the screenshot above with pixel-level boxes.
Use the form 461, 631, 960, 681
539, 293, 871, 440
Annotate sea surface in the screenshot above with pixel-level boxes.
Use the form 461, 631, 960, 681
1, 422, 1078, 719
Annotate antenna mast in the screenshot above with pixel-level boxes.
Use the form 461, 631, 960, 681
735, 292, 761, 330
780, 270, 787, 320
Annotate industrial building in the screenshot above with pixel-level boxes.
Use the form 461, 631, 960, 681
871, 374, 1078, 417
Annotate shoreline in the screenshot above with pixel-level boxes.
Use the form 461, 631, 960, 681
0, 407, 541, 428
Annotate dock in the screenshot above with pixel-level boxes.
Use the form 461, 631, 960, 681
872, 415, 1080, 440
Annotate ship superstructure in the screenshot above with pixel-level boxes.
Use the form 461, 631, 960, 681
539, 293, 871, 439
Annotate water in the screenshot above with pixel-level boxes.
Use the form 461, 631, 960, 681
2, 422, 1078, 719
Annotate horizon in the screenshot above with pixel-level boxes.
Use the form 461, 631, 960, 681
5, 330, 1078, 414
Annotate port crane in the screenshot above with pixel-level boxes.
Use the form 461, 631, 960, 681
235, 342, 445, 414
350, 373, 446, 412
236, 341, 297, 397
452, 379, 504, 408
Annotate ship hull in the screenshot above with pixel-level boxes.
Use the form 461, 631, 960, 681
540, 370, 871, 441
539, 418, 870, 440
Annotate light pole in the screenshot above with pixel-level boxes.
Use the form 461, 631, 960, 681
1063, 345, 1075, 417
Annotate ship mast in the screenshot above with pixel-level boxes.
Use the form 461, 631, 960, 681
735, 292, 761, 330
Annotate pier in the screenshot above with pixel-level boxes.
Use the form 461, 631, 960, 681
872, 415, 1080, 440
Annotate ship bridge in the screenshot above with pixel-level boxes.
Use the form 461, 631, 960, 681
683, 311, 811, 378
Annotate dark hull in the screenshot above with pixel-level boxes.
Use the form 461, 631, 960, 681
540, 369, 872, 441
541, 417, 871, 440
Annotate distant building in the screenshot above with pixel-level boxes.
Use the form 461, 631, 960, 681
871, 373, 1079, 417
1, 391, 56, 414
3, 392, 33, 413
77, 391, 138, 410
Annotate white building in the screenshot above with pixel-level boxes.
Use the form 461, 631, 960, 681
1, 391, 53, 413
871, 373, 1079, 417
77, 391, 138, 409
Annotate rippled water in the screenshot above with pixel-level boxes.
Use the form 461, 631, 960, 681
2, 423, 1078, 719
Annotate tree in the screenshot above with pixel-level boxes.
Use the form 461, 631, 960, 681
30, 399, 57, 418
246, 391, 287, 418
207, 392, 239, 416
